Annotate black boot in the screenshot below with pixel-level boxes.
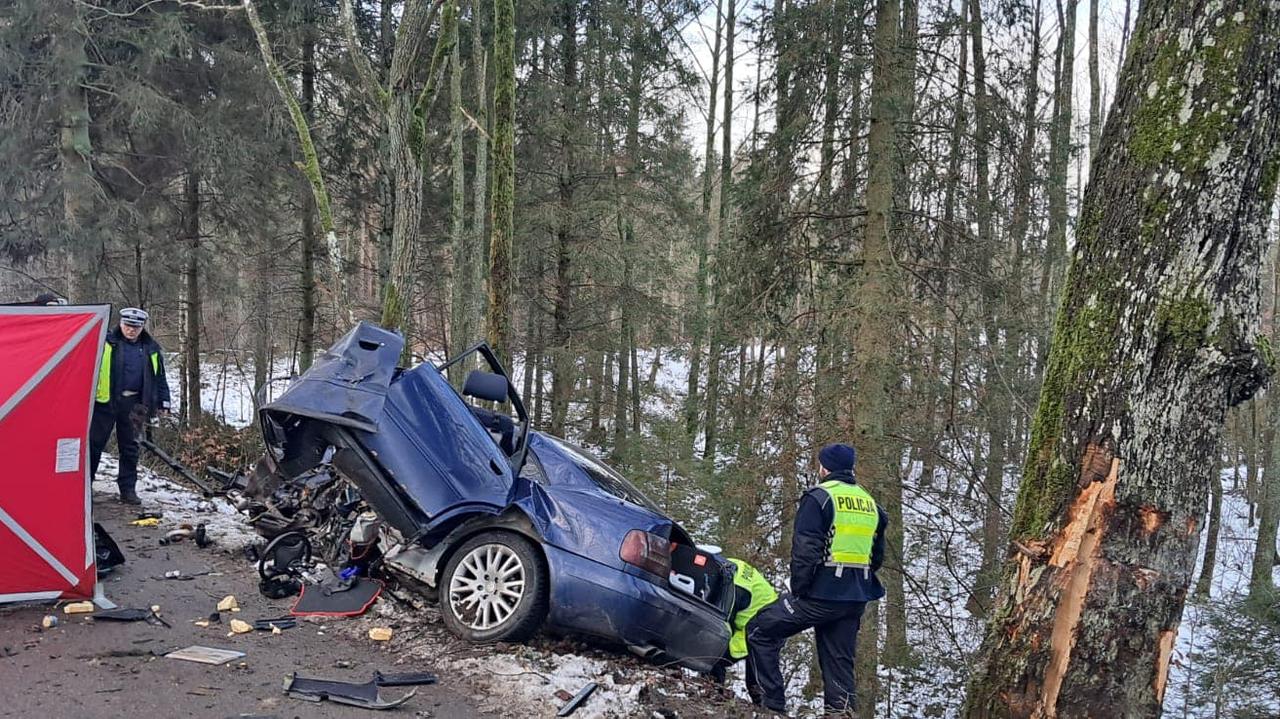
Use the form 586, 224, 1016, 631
119, 486, 141, 505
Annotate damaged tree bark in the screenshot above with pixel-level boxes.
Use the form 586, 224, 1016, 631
964, 2, 1280, 717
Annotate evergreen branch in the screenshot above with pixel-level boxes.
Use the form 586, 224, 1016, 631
338, 0, 389, 107
242, 0, 335, 238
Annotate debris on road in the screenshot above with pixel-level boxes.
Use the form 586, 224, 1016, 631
216, 595, 238, 612
556, 682, 598, 717
373, 671, 437, 687
291, 578, 383, 617
282, 672, 416, 710
252, 617, 297, 632
368, 627, 393, 642
63, 601, 94, 615
164, 645, 246, 665
40, 615, 57, 629
228, 619, 253, 634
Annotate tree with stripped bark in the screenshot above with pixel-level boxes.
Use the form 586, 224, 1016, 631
964, 1, 1280, 715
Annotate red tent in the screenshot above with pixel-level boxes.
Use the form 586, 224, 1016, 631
0, 304, 110, 604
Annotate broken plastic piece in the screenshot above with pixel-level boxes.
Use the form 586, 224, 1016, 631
229, 619, 253, 634
253, 617, 297, 631
41, 615, 58, 629
556, 682, 598, 717
165, 646, 245, 665
216, 595, 238, 612
63, 601, 94, 615
373, 671, 437, 687
282, 673, 416, 710
94, 608, 151, 622
367, 627, 392, 642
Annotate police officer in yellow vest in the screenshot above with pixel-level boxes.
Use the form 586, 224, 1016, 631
746, 443, 887, 716
709, 557, 778, 705
89, 307, 171, 505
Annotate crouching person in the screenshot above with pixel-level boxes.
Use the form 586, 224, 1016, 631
709, 556, 778, 706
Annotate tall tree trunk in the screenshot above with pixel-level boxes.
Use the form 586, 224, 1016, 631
470, 0, 490, 324
486, 0, 516, 363
851, 0, 906, 687
1194, 473, 1223, 598
549, 0, 578, 437
252, 242, 272, 412
964, 2, 1280, 714
56, 0, 92, 254
1040, 0, 1078, 347
684, 0, 724, 445
300, 3, 318, 371
1252, 256, 1280, 601
703, 0, 736, 462
1088, 0, 1101, 159
613, 308, 630, 456
448, 21, 472, 366
183, 168, 203, 427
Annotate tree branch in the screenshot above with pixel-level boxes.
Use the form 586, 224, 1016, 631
338, 0, 388, 107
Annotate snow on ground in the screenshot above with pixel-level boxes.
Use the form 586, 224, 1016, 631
438, 650, 645, 718
163, 356, 295, 428
92, 453, 259, 547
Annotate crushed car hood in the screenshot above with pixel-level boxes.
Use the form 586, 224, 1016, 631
262, 322, 403, 433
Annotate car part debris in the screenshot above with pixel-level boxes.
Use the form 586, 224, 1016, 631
282, 673, 416, 710
258, 531, 312, 580
41, 615, 57, 629
165, 646, 245, 665
556, 682, 598, 717
217, 595, 239, 612
195, 523, 212, 548
367, 627, 392, 641
136, 511, 163, 520
291, 577, 383, 617
94, 523, 125, 576
94, 608, 152, 622
252, 617, 297, 631
140, 437, 217, 496
372, 671, 437, 687
229, 619, 253, 634
258, 575, 302, 599
63, 601, 94, 614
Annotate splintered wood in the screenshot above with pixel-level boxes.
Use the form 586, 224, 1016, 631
1037, 452, 1120, 717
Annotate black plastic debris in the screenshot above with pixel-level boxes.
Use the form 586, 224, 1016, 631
556, 682, 598, 717
252, 617, 297, 631
373, 671, 437, 687
282, 673, 416, 710
94, 608, 151, 622
94, 523, 125, 576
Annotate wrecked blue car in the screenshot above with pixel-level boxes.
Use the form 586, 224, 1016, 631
253, 322, 733, 671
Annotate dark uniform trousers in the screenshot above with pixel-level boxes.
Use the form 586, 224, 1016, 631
746, 593, 866, 715
89, 395, 142, 493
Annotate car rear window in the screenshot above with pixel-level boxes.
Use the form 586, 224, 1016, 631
544, 437, 661, 513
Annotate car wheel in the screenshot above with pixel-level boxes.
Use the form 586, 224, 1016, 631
440, 531, 548, 643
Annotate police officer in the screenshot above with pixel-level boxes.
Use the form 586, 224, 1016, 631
710, 557, 778, 705
89, 307, 171, 505
746, 443, 888, 716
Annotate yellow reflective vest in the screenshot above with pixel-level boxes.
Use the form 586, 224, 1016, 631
726, 558, 778, 660
816, 480, 879, 568
96, 342, 161, 404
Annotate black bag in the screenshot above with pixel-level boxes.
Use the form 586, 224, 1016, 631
94, 523, 125, 576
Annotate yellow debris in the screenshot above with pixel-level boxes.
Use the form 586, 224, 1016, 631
216, 595, 238, 612
129, 518, 160, 527
63, 601, 94, 614
368, 627, 393, 642
229, 619, 252, 634
194, 620, 210, 628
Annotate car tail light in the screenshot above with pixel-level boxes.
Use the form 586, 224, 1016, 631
620, 530, 671, 577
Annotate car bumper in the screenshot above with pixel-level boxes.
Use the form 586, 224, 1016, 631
542, 544, 729, 673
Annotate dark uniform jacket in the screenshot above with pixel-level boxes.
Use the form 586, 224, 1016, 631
789, 470, 889, 602
98, 327, 171, 414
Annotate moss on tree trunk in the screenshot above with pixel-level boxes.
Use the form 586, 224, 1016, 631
965, 2, 1280, 716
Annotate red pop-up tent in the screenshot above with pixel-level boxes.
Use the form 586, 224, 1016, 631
0, 304, 110, 604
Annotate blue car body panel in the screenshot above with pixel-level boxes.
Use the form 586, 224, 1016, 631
259, 326, 732, 671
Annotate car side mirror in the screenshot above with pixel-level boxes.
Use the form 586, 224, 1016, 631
462, 370, 509, 403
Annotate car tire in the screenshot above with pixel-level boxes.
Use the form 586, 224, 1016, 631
439, 531, 548, 643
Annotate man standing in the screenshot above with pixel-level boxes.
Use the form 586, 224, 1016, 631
89, 307, 171, 504
746, 443, 888, 716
